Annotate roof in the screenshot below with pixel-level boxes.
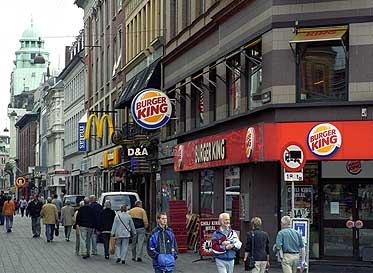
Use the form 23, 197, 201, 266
21, 23, 41, 41
14, 113, 39, 129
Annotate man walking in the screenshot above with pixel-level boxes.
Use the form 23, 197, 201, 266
147, 212, 178, 273
52, 194, 63, 233
275, 216, 305, 273
89, 195, 102, 255
0, 191, 6, 225
76, 197, 96, 259
40, 197, 58, 242
19, 197, 28, 217
26, 194, 43, 238
212, 213, 242, 273
129, 200, 149, 262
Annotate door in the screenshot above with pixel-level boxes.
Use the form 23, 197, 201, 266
322, 183, 373, 260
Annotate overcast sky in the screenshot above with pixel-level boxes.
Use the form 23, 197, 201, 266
1, 1, 83, 132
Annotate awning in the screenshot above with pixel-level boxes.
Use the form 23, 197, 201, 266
289, 26, 347, 44
115, 58, 161, 109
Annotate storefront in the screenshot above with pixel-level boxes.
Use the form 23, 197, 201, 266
174, 120, 373, 261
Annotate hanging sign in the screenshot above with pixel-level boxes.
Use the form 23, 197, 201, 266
16, 177, 26, 188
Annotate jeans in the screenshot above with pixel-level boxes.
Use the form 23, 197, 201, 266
5, 216, 13, 231
64, 226, 72, 240
91, 231, 98, 254
102, 233, 111, 257
0, 207, 4, 225
80, 227, 94, 256
281, 253, 299, 273
132, 227, 146, 259
45, 224, 55, 241
216, 258, 235, 273
75, 228, 80, 255
155, 269, 173, 273
31, 217, 41, 236
115, 238, 130, 261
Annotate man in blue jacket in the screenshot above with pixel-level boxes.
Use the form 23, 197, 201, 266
147, 212, 178, 273
212, 212, 242, 273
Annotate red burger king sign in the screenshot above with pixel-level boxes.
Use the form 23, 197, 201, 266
245, 127, 255, 160
131, 89, 172, 130
307, 123, 342, 158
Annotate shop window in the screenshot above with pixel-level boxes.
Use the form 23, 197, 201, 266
298, 41, 347, 102
200, 170, 215, 217
159, 166, 180, 213
192, 75, 204, 127
246, 41, 262, 110
170, 0, 178, 38
224, 167, 240, 229
209, 66, 217, 122
226, 54, 241, 116
179, 84, 186, 133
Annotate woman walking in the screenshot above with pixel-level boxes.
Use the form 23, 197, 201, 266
111, 204, 136, 264
2, 196, 15, 232
61, 199, 75, 241
98, 200, 116, 259
244, 217, 270, 273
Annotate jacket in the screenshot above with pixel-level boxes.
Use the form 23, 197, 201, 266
76, 205, 96, 228
111, 211, 136, 238
212, 227, 242, 261
245, 229, 270, 261
0, 195, 6, 207
26, 200, 44, 218
147, 225, 178, 271
40, 203, 58, 225
90, 202, 103, 228
61, 205, 75, 226
2, 200, 15, 216
128, 206, 149, 229
52, 199, 63, 212
98, 208, 116, 232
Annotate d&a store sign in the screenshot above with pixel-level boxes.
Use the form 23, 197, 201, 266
174, 121, 373, 171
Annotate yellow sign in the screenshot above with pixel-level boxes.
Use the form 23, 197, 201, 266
290, 26, 347, 44
16, 177, 26, 188
103, 147, 120, 168
85, 114, 114, 140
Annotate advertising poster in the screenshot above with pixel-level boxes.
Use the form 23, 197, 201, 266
199, 218, 220, 257
287, 185, 313, 223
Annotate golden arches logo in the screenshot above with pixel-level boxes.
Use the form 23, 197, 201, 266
84, 114, 114, 139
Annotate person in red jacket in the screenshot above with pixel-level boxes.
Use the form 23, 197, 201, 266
2, 196, 15, 232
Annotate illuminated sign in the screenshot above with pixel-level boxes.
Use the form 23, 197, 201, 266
84, 114, 114, 140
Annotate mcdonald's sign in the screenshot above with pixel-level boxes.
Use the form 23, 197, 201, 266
84, 114, 114, 140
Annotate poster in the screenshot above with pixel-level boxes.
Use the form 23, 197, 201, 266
292, 218, 310, 272
330, 202, 339, 214
199, 218, 220, 257
287, 185, 313, 223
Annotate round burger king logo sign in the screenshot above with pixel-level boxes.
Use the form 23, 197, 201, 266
307, 123, 342, 158
131, 89, 172, 130
245, 127, 255, 160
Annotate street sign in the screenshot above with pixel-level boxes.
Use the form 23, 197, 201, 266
15, 177, 26, 188
292, 218, 310, 273
284, 171, 303, 181
280, 143, 306, 172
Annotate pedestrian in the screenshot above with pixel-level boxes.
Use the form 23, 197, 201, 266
212, 212, 242, 273
147, 212, 178, 273
76, 197, 96, 259
0, 191, 6, 225
26, 194, 43, 238
19, 197, 28, 217
73, 200, 85, 255
98, 200, 116, 259
128, 200, 149, 262
2, 196, 15, 232
244, 217, 270, 273
275, 216, 305, 273
40, 197, 58, 242
61, 199, 75, 241
14, 198, 19, 214
111, 204, 136, 264
52, 194, 63, 233
89, 195, 103, 256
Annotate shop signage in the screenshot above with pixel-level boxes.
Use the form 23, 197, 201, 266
16, 176, 26, 188
292, 218, 310, 272
284, 172, 303, 181
307, 123, 342, 158
103, 148, 120, 168
346, 161, 362, 175
280, 143, 306, 172
78, 114, 87, 152
131, 89, 172, 130
195, 139, 226, 163
85, 114, 114, 139
198, 218, 220, 257
127, 147, 149, 156
245, 127, 255, 160
355, 220, 364, 229
287, 185, 313, 222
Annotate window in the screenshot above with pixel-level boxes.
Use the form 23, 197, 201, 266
118, 27, 122, 68
31, 53, 36, 59
246, 41, 262, 110
31, 72, 36, 78
197, 0, 205, 16
170, 0, 178, 38
183, 0, 191, 28
117, 0, 122, 11
298, 40, 347, 102
200, 169, 215, 217
179, 84, 186, 133
226, 54, 241, 116
165, 91, 176, 137
209, 67, 217, 122
224, 167, 240, 225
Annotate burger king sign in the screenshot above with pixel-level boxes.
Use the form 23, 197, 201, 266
307, 123, 342, 158
131, 89, 172, 130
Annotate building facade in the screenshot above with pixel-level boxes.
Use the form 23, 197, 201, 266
162, 0, 373, 261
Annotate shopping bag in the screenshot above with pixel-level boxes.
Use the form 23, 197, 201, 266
109, 237, 116, 255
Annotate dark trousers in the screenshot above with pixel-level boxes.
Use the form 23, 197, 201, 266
20, 208, 25, 217
0, 207, 4, 225
102, 233, 110, 256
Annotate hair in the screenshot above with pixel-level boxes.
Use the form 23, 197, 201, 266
251, 217, 262, 229
89, 195, 96, 202
104, 200, 111, 209
47, 197, 52, 203
79, 200, 84, 207
7, 196, 11, 202
281, 216, 292, 227
53, 194, 58, 199
219, 213, 230, 221
135, 200, 142, 207
65, 199, 71, 205
120, 204, 128, 212
157, 212, 167, 220
83, 197, 90, 205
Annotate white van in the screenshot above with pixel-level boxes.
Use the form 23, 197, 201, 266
98, 192, 140, 211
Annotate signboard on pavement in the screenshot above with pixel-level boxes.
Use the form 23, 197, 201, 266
199, 218, 220, 257
292, 218, 310, 273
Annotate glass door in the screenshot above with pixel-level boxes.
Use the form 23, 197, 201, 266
357, 184, 373, 260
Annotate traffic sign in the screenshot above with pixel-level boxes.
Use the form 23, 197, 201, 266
16, 176, 26, 188
284, 171, 303, 181
280, 143, 306, 172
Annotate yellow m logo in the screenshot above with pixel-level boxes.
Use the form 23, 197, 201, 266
84, 114, 114, 139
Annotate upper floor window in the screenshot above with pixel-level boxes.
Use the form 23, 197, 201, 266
246, 40, 262, 110
226, 54, 241, 116
197, 0, 205, 16
170, 0, 178, 38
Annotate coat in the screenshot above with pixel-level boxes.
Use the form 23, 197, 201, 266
111, 211, 136, 238
61, 205, 75, 226
76, 205, 96, 228
26, 200, 43, 218
40, 203, 58, 225
2, 200, 15, 216
98, 208, 116, 232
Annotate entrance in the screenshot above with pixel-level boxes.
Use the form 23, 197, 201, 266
322, 182, 373, 260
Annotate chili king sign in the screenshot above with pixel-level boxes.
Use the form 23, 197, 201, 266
131, 89, 172, 130
199, 218, 220, 257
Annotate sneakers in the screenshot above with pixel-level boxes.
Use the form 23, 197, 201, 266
116, 258, 121, 263
105, 255, 109, 260
137, 258, 142, 262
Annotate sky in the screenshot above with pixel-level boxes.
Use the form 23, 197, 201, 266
0, 1, 83, 133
